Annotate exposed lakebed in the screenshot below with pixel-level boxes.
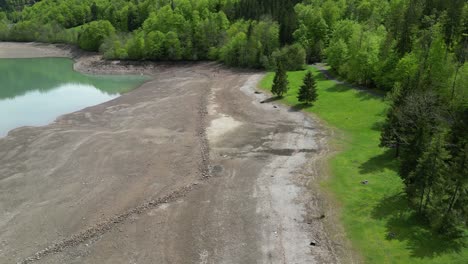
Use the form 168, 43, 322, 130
0, 58, 146, 136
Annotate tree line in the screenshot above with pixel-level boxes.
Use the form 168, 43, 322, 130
0, 0, 307, 70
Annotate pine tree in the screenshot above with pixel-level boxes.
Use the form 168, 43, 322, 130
380, 84, 406, 157
438, 107, 468, 233
409, 132, 450, 214
297, 70, 317, 105
271, 61, 288, 97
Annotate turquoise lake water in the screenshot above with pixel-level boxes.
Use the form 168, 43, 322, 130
0, 58, 146, 136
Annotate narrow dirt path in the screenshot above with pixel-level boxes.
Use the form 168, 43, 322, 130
311, 63, 383, 98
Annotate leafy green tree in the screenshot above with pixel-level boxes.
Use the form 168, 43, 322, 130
297, 71, 318, 105
271, 43, 306, 71
271, 62, 288, 97
126, 32, 146, 60
163, 31, 182, 60
293, 3, 329, 62
324, 39, 348, 73
0, 15, 8, 40
219, 30, 247, 66
145, 30, 166, 59
78, 20, 115, 51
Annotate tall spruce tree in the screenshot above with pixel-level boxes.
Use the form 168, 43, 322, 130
271, 62, 288, 97
439, 107, 468, 233
380, 85, 407, 157
297, 71, 318, 105
409, 131, 450, 214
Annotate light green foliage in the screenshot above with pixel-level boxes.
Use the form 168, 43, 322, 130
294, 3, 329, 62
324, 39, 348, 73
21, 0, 92, 28
345, 25, 386, 86
219, 19, 280, 68
324, 19, 359, 74
164, 31, 182, 60
325, 20, 386, 86
321, 0, 343, 29
145, 30, 166, 59
0, 12, 8, 40
220, 30, 248, 66
142, 6, 188, 34
102, 38, 128, 59
126, 32, 146, 60
271, 43, 306, 71
78, 20, 115, 51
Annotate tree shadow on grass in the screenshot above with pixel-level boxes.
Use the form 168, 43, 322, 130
371, 120, 386, 131
371, 108, 390, 131
326, 83, 384, 101
372, 194, 466, 259
288, 103, 311, 112
359, 148, 398, 174
260, 96, 282, 104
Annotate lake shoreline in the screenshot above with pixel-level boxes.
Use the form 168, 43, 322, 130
0, 42, 219, 76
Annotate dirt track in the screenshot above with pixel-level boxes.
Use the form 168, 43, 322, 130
0, 43, 351, 264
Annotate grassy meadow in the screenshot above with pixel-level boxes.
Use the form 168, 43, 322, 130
259, 67, 467, 264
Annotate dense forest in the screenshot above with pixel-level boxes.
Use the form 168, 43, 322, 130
1, 0, 466, 235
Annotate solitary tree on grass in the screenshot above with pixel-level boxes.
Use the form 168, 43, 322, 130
271, 62, 288, 97
297, 70, 318, 105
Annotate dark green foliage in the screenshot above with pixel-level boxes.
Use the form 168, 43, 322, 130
297, 71, 317, 105
380, 85, 408, 157
380, 81, 467, 234
409, 132, 450, 213
271, 62, 288, 97
232, 0, 300, 44
219, 19, 280, 68
397, 91, 443, 183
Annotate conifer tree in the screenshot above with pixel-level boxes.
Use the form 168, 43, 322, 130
380, 85, 406, 158
409, 132, 450, 214
297, 70, 317, 105
271, 61, 288, 97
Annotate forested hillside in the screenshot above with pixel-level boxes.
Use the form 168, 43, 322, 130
1, 0, 466, 259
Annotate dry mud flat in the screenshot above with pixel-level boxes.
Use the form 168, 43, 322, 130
0, 43, 350, 263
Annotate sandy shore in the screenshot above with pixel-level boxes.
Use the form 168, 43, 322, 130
0, 42, 74, 58
0, 42, 354, 264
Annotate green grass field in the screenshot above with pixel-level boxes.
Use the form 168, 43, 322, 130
259, 67, 467, 264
